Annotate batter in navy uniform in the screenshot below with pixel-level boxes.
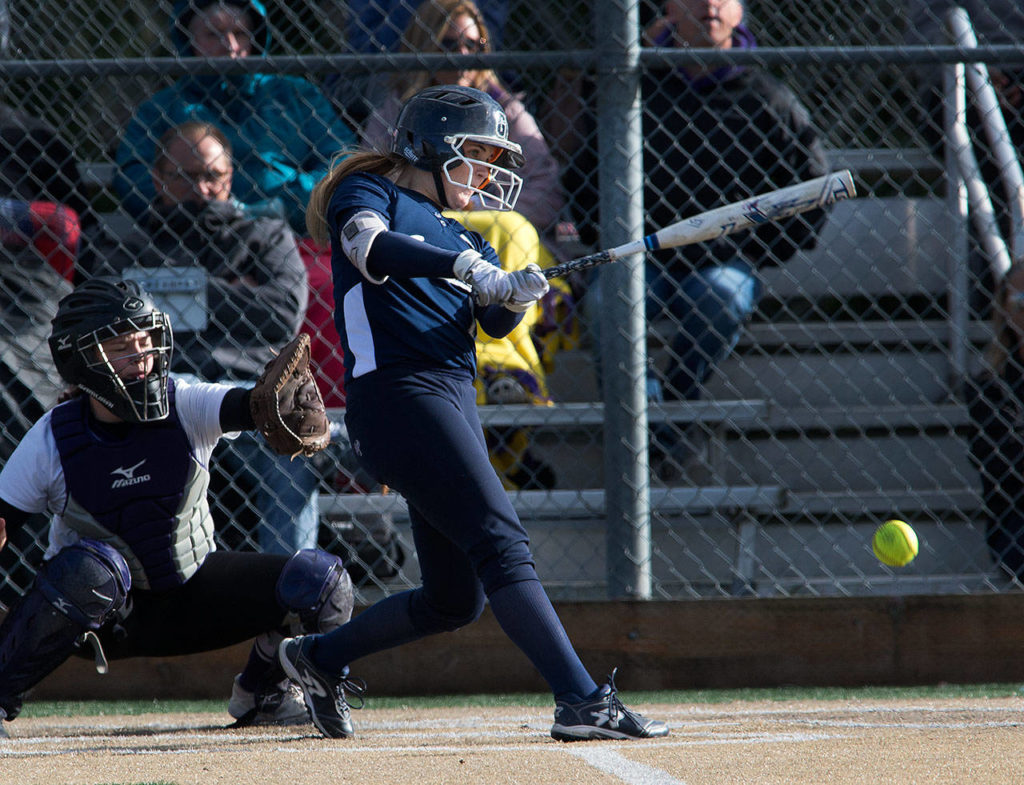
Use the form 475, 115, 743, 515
277, 85, 669, 742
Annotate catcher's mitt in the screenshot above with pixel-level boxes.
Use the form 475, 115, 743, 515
250, 333, 331, 459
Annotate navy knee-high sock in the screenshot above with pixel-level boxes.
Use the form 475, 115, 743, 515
307, 589, 425, 675
487, 579, 598, 701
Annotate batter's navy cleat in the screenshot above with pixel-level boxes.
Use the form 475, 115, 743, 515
550, 669, 669, 741
278, 636, 365, 739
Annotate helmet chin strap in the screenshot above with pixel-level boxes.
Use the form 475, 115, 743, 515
432, 167, 451, 209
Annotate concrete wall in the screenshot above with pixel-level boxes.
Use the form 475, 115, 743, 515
31, 593, 1024, 700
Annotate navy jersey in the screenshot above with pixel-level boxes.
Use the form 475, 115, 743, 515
327, 172, 502, 386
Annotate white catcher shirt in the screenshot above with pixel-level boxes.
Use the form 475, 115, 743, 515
0, 376, 236, 559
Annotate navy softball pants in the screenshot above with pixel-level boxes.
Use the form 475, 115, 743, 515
310, 366, 597, 699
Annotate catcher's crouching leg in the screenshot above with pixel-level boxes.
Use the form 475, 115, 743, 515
229, 550, 352, 727
0, 539, 130, 722
277, 548, 353, 634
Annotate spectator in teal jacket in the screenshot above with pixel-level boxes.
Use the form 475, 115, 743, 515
113, 0, 354, 233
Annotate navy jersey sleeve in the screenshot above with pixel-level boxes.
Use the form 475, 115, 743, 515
327, 171, 393, 242
366, 231, 460, 279
325, 172, 502, 382
476, 303, 522, 338
329, 175, 502, 279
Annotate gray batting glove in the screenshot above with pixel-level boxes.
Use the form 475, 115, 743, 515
453, 249, 513, 306
505, 263, 550, 312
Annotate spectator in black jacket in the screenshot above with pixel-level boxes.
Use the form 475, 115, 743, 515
0, 103, 88, 219
80, 121, 318, 556
545, 1, 828, 478
642, 0, 828, 475
0, 101, 88, 457
0, 104, 85, 460
967, 263, 1024, 581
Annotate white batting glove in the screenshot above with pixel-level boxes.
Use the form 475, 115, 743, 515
505, 263, 550, 312
453, 249, 513, 306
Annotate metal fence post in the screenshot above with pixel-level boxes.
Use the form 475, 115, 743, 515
943, 57, 971, 397
594, 0, 650, 599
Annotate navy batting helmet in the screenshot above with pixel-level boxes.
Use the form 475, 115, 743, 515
390, 85, 524, 211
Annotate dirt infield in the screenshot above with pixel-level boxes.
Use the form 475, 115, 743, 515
3, 697, 1023, 784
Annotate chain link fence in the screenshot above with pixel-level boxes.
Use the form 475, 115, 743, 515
1, 0, 1022, 605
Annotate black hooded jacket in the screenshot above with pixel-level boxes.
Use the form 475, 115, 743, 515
642, 66, 829, 273
79, 199, 307, 382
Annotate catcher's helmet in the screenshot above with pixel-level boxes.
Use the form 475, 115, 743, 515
390, 85, 524, 211
49, 277, 173, 423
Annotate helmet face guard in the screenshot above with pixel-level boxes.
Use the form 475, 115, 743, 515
439, 133, 523, 212
391, 85, 525, 212
50, 278, 174, 423
75, 312, 173, 422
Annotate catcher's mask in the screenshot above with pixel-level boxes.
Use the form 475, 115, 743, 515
49, 277, 173, 423
390, 84, 524, 212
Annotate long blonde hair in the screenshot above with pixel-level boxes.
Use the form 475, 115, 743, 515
306, 150, 408, 244
392, 0, 500, 101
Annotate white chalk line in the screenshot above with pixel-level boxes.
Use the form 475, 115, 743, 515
3, 702, 1020, 766
674, 703, 1024, 718
794, 718, 1022, 730
0, 730, 839, 761
568, 746, 688, 785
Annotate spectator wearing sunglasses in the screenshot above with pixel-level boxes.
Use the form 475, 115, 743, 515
325, 0, 509, 129
356, 0, 578, 492
359, 0, 563, 244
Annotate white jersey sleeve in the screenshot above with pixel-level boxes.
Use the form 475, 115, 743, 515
0, 411, 66, 516
170, 375, 235, 467
0, 379, 237, 558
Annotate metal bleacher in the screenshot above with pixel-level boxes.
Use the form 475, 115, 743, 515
325, 173, 994, 599
80, 144, 996, 598
518, 148, 992, 597
697, 150, 993, 595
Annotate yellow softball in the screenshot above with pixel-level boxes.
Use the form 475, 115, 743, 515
872, 520, 919, 567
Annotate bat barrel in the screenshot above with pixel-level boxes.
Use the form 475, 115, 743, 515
542, 170, 856, 280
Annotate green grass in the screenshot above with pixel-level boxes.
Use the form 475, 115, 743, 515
19, 683, 1024, 718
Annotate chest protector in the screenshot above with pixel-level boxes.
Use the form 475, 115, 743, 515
50, 379, 215, 591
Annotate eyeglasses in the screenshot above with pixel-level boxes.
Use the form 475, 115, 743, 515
159, 167, 231, 185
438, 34, 487, 53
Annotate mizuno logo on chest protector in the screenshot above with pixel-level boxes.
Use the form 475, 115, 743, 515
110, 459, 151, 489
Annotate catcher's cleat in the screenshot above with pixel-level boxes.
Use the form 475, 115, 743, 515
278, 636, 365, 739
550, 669, 669, 741
227, 674, 310, 728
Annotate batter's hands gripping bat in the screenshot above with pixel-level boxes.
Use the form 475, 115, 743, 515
542, 170, 856, 280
